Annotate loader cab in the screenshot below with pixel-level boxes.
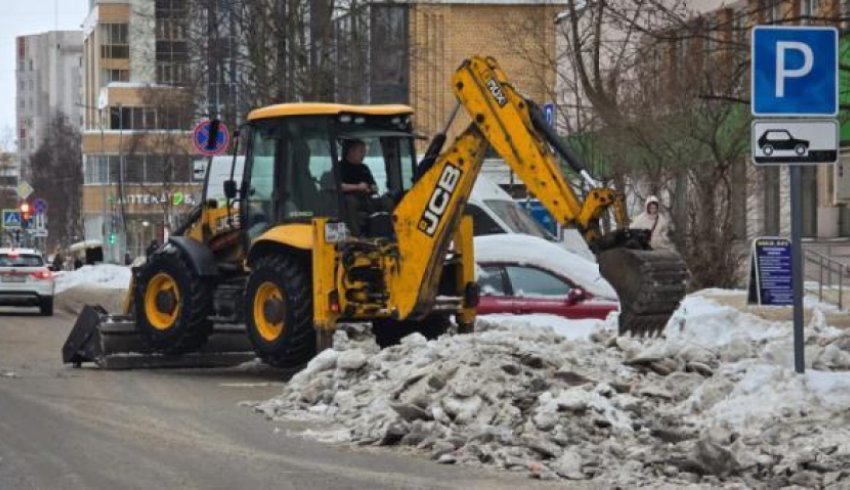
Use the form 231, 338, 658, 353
238, 104, 416, 241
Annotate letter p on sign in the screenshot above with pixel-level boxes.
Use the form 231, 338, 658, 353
775, 41, 813, 98
752, 26, 837, 116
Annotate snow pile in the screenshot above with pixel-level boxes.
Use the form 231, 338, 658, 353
254, 295, 850, 488
55, 264, 132, 293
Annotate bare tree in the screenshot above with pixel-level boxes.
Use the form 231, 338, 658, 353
524, 1, 759, 287
29, 113, 83, 249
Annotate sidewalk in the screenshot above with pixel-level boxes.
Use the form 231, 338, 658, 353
697, 289, 850, 329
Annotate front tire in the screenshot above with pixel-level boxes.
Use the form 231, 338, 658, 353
245, 255, 316, 368
134, 248, 214, 354
795, 143, 807, 156
762, 145, 774, 156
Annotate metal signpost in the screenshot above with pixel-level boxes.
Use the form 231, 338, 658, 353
751, 26, 839, 374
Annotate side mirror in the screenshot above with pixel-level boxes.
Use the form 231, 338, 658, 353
223, 180, 237, 199
566, 288, 587, 305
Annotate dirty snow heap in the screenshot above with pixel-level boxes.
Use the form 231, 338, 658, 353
254, 295, 850, 488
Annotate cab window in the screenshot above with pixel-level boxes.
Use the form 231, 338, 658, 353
466, 204, 505, 236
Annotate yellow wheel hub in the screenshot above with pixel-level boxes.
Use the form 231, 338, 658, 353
254, 281, 286, 342
144, 272, 181, 331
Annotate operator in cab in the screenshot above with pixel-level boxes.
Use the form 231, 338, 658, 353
337, 139, 388, 236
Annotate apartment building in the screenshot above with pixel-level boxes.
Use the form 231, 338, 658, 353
15, 31, 84, 179
81, 0, 201, 260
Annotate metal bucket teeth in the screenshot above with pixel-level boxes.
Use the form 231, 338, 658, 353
597, 247, 689, 337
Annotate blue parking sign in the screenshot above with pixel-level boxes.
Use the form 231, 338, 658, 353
752, 26, 838, 116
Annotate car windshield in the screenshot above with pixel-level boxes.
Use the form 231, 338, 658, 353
0, 253, 43, 267
484, 200, 553, 239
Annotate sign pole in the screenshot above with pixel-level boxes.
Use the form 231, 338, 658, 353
790, 165, 805, 374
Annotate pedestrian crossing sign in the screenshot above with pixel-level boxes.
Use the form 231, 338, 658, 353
2, 209, 22, 229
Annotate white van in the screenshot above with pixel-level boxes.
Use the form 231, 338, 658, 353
468, 177, 596, 262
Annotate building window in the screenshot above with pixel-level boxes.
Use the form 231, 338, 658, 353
103, 69, 129, 83
108, 106, 185, 130
844, 1, 850, 30
800, 0, 819, 24
100, 23, 129, 59
156, 18, 186, 40
155, 3, 188, 87
155, 0, 187, 17
156, 62, 187, 85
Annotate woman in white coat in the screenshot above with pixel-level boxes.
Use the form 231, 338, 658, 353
631, 195, 674, 251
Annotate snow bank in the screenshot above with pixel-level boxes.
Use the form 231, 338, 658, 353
474, 234, 617, 299
254, 294, 850, 488
478, 313, 612, 341
55, 264, 132, 293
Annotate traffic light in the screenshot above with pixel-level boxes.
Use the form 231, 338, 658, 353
108, 233, 116, 245
19, 201, 31, 228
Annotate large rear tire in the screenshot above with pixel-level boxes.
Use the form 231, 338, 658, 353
134, 248, 214, 354
245, 255, 316, 368
372, 314, 451, 348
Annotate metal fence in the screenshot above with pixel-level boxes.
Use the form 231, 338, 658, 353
805, 248, 848, 310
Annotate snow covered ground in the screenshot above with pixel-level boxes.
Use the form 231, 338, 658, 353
54, 264, 132, 293
254, 294, 850, 488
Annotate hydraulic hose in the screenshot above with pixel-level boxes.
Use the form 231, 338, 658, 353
526, 99, 598, 187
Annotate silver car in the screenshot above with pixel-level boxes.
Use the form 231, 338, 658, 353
0, 248, 55, 316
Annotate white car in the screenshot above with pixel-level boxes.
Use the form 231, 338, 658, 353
0, 248, 55, 316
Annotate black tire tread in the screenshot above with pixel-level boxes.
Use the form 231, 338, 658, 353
40, 297, 53, 316
134, 249, 213, 354
245, 254, 315, 368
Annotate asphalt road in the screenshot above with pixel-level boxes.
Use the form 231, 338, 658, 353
0, 294, 557, 490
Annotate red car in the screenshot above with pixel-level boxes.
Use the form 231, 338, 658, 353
476, 261, 618, 320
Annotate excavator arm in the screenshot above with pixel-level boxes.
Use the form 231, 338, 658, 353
390, 56, 687, 335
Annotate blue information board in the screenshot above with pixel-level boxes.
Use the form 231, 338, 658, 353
517, 199, 558, 236
748, 237, 793, 306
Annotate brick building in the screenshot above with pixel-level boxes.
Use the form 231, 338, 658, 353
333, 0, 560, 146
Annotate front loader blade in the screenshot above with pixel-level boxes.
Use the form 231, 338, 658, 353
62, 305, 256, 370
597, 247, 689, 337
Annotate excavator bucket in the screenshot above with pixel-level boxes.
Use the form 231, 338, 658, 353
62, 305, 255, 370
597, 246, 689, 337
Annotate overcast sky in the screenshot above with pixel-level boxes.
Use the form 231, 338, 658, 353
0, 1, 89, 150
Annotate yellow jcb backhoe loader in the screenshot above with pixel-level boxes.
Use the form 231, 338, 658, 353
63, 56, 687, 369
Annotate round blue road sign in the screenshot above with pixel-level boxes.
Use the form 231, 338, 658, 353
192, 119, 231, 156
34, 198, 47, 215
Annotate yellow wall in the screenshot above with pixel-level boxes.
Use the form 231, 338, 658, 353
409, 3, 558, 146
